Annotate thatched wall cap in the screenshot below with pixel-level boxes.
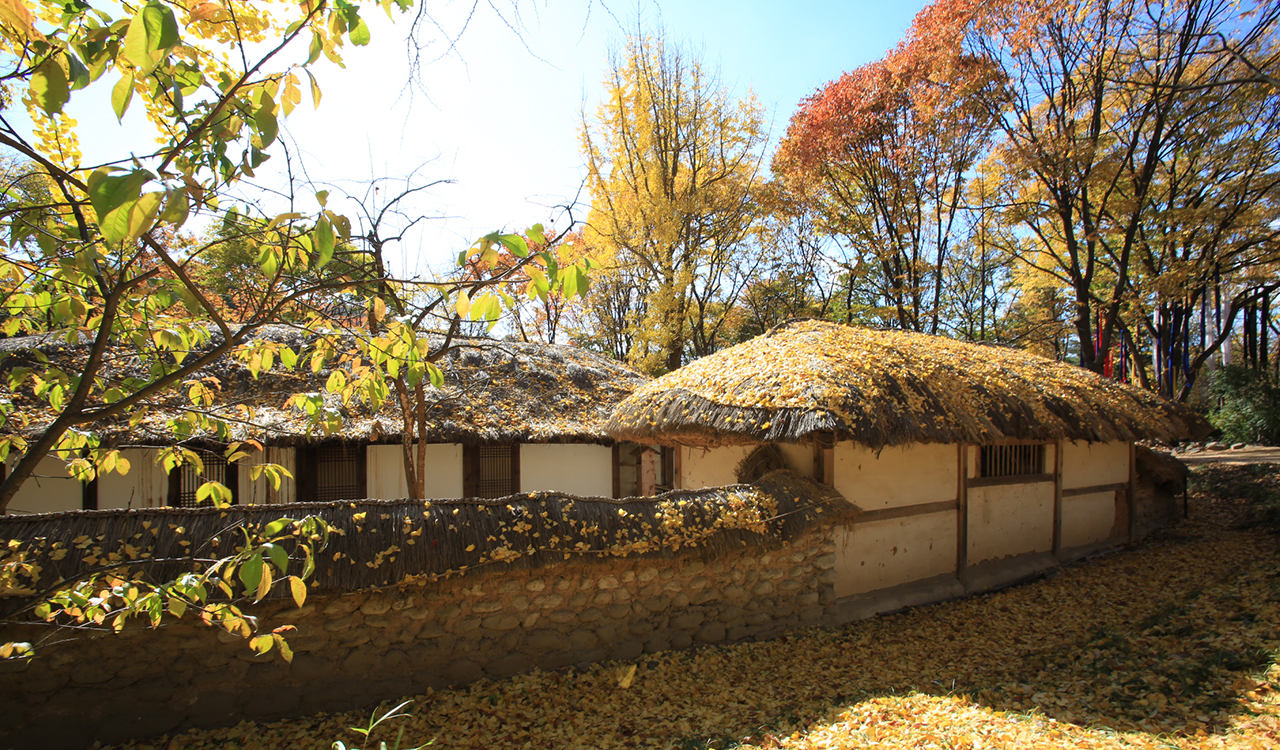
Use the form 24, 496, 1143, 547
608, 320, 1210, 448
0, 470, 852, 596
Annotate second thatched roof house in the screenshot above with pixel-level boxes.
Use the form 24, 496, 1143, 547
2, 329, 655, 514
609, 319, 1209, 613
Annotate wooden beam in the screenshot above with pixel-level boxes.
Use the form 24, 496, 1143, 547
966, 473, 1056, 489
1061, 482, 1129, 498
857, 500, 957, 525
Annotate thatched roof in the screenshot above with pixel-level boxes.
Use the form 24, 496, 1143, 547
0, 470, 851, 598
608, 320, 1211, 448
0, 327, 648, 446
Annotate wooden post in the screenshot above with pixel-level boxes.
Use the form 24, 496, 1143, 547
510, 443, 521, 495
956, 444, 968, 581
611, 443, 621, 499
1052, 440, 1064, 555
1127, 441, 1137, 541
462, 444, 476, 498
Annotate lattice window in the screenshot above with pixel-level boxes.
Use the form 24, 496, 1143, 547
314, 444, 365, 502
169, 451, 232, 508
979, 444, 1045, 478
474, 444, 517, 499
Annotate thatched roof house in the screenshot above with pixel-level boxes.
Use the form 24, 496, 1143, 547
609, 319, 1209, 449
0, 326, 647, 447
606, 319, 1206, 607
1, 328, 653, 513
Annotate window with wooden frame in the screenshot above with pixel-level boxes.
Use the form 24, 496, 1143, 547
168, 450, 238, 508
296, 443, 367, 503
613, 442, 665, 497
979, 444, 1046, 479
463, 444, 520, 499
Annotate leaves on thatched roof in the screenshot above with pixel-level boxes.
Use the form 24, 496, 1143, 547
0, 327, 649, 446
609, 320, 1211, 448
0, 470, 851, 598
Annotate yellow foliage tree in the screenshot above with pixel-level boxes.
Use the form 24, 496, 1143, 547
579, 28, 767, 374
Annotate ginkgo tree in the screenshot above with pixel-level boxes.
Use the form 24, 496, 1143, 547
0, 0, 594, 657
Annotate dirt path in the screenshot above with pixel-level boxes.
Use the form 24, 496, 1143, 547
1177, 446, 1280, 465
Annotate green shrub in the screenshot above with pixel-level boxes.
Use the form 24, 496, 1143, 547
1208, 365, 1280, 446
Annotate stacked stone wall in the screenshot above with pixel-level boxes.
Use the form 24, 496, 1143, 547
0, 528, 837, 749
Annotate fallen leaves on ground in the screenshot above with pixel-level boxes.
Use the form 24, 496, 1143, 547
110, 485, 1279, 750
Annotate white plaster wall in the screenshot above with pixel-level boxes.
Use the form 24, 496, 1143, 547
1061, 441, 1129, 490
366, 443, 463, 499
521, 444, 612, 497
98, 449, 167, 509
833, 511, 957, 598
1061, 491, 1119, 549
7, 455, 82, 514
420, 444, 464, 499
367, 444, 409, 499
967, 482, 1054, 564
680, 445, 752, 489
834, 442, 958, 511
776, 443, 814, 477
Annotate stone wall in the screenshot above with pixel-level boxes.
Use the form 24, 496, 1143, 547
0, 528, 837, 749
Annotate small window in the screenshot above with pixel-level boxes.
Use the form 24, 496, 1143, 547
314, 445, 366, 502
465, 444, 519, 499
168, 451, 237, 507
613, 442, 665, 497
979, 444, 1045, 478
295, 443, 368, 503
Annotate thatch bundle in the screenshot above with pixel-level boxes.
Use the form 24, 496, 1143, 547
609, 320, 1211, 448
0, 470, 851, 601
0, 327, 648, 446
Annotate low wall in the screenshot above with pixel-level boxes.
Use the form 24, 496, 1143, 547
0, 528, 838, 749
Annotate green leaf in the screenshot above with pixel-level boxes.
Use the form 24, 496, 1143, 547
313, 219, 335, 268
123, 1, 180, 74
498, 233, 530, 258
238, 554, 264, 593
526, 223, 548, 246
31, 57, 70, 115
426, 362, 444, 389
111, 73, 135, 121
257, 245, 279, 276
265, 542, 289, 573
563, 265, 589, 299
262, 518, 290, 538
157, 189, 189, 228
349, 16, 371, 45
86, 168, 152, 244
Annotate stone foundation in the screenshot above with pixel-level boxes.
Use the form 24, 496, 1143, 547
0, 529, 837, 749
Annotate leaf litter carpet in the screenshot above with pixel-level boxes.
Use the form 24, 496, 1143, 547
113, 485, 1279, 750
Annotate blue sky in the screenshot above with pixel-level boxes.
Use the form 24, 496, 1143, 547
49, 0, 928, 276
